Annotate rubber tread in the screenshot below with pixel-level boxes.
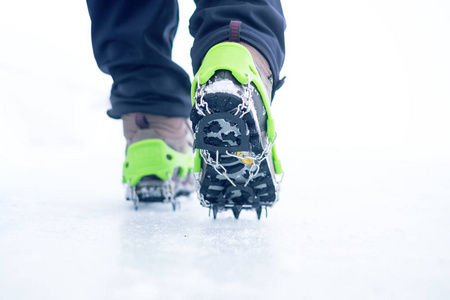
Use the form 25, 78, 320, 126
192, 90, 276, 209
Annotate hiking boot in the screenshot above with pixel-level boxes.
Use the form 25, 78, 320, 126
122, 113, 194, 210
190, 42, 283, 219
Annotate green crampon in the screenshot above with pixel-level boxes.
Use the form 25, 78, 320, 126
191, 42, 282, 175
122, 139, 193, 186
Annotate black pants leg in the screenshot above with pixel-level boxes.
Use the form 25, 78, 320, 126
87, 0, 286, 119
190, 0, 286, 93
87, 0, 192, 119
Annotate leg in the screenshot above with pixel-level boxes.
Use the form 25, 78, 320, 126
87, 0, 194, 209
87, 0, 191, 119
189, 0, 286, 98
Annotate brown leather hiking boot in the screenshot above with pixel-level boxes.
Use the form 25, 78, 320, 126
122, 113, 194, 210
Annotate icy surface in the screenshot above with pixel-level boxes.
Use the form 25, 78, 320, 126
1, 1, 450, 299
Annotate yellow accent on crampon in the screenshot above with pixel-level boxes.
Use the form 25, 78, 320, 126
237, 152, 253, 165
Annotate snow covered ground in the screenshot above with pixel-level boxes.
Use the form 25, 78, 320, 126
1, 1, 450, 299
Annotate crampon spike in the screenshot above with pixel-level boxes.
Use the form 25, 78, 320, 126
232, 206, 242, 219
125, 183, 131, 201
133, 195, 139, 211
256, 206, 262, 220
212, 204, 219, 219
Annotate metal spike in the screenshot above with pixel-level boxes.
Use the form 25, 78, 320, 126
256, 206, 262, 220
130, 186, 140, 211
265, 206, 268, 218
125, 183, 132, 201
232, 206, 242, 219
212, 204, 219, 219
133, 196, 139, 210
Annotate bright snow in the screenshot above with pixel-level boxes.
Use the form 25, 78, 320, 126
1, 1, 449, 299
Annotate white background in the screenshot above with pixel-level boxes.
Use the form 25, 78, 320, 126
0, 0, 449, 299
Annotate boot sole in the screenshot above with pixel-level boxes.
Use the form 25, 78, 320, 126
191, 82, 277, 218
